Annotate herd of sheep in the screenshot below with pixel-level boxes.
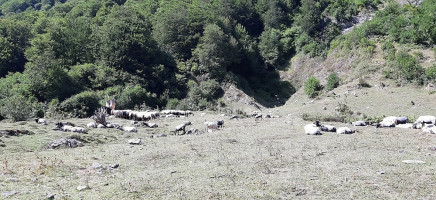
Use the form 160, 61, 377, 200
305, 115, 436, 135
35, 107, 436, 139
33, 108, 281, 138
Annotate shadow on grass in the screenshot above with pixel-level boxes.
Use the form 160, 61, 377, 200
237, 70, 296, 108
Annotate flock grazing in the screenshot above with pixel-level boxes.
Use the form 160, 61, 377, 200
306, 115, 436, 136
34, 97, 436, 140
32, 108, 282, 140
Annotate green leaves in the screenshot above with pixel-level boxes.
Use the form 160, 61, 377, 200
305, 76, 322, 98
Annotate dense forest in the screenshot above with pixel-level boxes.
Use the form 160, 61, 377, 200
0, 0, 435, 121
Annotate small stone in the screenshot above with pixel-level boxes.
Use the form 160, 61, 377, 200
128, 139, 141, 145
91, 162, 103, 169
378, 171, 386, 174
402, 160, 426, 164
76, 185, 88, 191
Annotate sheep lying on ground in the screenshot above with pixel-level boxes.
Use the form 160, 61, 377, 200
376, 121, 396, 128
60, 125, 73, 132
71, 127, 87, 134
35, 118, 48, 125
229, 115, 238, 120
87, 122, 97, 128
415, 115, 436, 125
395, 123, 414, 129
382, 116, 397, 124
352, 121, 366, 126
395, 117, 408, 124
321, 125, 336, 132
304, 121, 322, 135
422, 124, 436, 134
106, 123, 119, 128
117, 126, 137, 132
336, 127, 356, 134
143, 122, 158, 128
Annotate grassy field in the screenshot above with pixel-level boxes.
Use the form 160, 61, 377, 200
1, 83, 436, 199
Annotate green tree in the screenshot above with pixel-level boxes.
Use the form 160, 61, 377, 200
305, 76, 322, 98
152, 0, 209, 60
98, 5, 158, 72
258, 28, 283, 68
25, 50, 77, 101
326, 73, 340, 91
193, 23, 236, 80
0, 19, 32, 77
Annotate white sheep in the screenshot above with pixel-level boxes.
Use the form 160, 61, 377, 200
382, 116, 397, 124
35, 118, 48, 125
87, 122, 97, 128
71, 127, 87, 134
395, 123, 413, 129
376, 121, 396, 128
229, 115, 238, 120
60, 125, 73, 132
422, 124, 435, 133
304, 121, 322, 135
336, 127, 355, 134
118, 126, 137, 132
415, 115, 436, 125
143, 122, 158, 128
97, 124, 106, 128
106, 123, 119, 128
352, 121, 366, 126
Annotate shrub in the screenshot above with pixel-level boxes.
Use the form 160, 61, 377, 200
117, 85, 154, 109
60, 91, 100, 118
395, 51, 424, 84
304, 76, 322, 98
381, 41, 396, 60
326, 73, 340, 91
426, 64, 436, 83
0, 95, 34, 122
165, 98, 180, 109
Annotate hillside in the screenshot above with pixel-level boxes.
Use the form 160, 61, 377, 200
1, 1, 436, 199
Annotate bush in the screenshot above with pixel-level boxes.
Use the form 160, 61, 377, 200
381, 41, 396, 60
117, 85, 154, 109
304, 76, 322, 98
165, 98, 180, 109
426, 64, 436, 83
60, 91, 100, 118
326, 73, 340, 91
395, 51, 424, 84
0, 95, 34, 122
